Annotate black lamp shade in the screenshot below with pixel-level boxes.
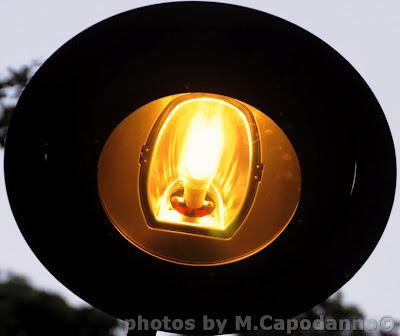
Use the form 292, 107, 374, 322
4, 2, 396, 334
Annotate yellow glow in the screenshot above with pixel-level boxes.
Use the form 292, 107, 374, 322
181, 111, 223, 208
145, 93, 257, 236
182, 113, 223, 183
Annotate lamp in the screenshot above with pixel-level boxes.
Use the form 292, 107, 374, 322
141, 93, 262, 237
141, 93, 261, 237
98, 92, 300, 265
4, 2, 396, 334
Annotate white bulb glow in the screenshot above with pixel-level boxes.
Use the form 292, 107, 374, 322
181, 113, 224, 209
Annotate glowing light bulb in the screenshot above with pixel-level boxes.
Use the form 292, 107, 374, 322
181, 113, 223, 209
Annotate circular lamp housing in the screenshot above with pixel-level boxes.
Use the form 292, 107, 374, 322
4, 2, 396, 334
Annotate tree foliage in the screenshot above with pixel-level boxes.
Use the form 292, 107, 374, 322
0, 273, 119, 336
0, 64, 38, 147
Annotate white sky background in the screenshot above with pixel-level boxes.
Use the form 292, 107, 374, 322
0, 0, 400, 329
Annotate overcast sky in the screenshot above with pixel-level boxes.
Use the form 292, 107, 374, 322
0, 0, 399, 328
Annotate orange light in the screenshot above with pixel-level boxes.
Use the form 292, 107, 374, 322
140, 93, 262, 238
98, 93, 301, 266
